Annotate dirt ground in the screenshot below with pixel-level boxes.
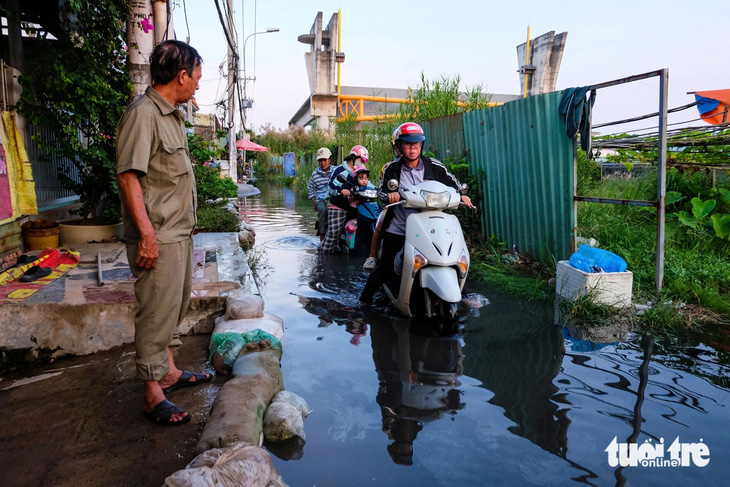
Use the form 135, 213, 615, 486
0, 335, 220, 487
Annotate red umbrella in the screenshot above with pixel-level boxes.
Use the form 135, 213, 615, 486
235, 139, 268, 151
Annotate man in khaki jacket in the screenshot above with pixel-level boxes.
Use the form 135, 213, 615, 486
116, 40, 211, 425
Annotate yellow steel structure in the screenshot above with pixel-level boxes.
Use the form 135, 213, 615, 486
523, 25, 531, 98
337, 94, 503, 122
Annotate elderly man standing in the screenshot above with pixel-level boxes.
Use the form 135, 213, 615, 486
307, 147, 332, 244
116, 40, 211, 426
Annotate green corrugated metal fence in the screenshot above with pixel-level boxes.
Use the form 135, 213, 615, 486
461, 91, 574, 261
421, 113, 467, 161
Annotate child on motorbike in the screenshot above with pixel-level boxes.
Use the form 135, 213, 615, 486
349, 167, 382, 256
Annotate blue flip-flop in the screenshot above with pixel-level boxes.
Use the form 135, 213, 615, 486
143, 399, 190, 426
162, 370, 213, 394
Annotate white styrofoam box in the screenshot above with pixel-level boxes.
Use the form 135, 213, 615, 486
556, 260, 633, 307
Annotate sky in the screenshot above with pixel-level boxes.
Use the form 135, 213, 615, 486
180, 0, 730, 135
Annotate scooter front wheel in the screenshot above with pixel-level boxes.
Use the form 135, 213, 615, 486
424, 290, 460, 335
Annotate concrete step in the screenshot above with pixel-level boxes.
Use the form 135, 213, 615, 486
0, 233, 254, 363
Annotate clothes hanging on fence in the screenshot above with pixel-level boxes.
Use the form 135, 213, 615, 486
558, 87, 596, 158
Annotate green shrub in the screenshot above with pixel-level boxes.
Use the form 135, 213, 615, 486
196, 204, 239, 232
194, 164, 238, 201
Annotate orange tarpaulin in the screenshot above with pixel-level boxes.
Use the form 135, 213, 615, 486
695, 89, 730, 125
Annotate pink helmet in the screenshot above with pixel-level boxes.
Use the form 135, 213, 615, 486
347, 145, 369, 163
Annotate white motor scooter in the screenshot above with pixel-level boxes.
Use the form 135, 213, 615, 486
383, 179, 469, 332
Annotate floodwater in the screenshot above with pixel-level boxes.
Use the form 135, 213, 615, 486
242, 182, 730, 487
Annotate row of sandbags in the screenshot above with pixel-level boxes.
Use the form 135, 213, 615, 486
165, 291, 310, 487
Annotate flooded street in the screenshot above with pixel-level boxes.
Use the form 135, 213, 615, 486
244, 183, 729, 486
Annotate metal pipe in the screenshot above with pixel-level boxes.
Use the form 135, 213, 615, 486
97, 253, 104, 287
574, 196, 658, 207
655, 69, 669, 292
588, 69, 664, 91
572, 139, 578, 253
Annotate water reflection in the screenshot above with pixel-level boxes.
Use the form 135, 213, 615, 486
245, 183, 730, 486
461, 295, 569, 456
370, 322, 464, 465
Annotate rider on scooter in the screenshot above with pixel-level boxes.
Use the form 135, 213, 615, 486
359, 122, 472, 305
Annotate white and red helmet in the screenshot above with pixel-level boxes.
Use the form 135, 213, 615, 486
348, 145, 369, 163
393, 122, 425, 144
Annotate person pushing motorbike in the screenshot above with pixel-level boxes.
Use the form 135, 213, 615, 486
359, 122, 472, 305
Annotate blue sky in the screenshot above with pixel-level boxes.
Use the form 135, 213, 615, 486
182, 0, 730, 134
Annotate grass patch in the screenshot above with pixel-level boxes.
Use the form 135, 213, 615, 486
245, 246, 270, 291
577, 173, 730, 321
468, 237, 553, 301
196, 203, 240, 233
558, 289, 635, 328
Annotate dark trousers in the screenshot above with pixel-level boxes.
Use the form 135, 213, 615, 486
360, 231, 405, 303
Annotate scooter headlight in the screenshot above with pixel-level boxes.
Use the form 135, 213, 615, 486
420, 190, 450, 208
457, 249, 469, 278
412, 249, 428, 276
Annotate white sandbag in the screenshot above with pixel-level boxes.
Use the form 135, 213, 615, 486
214, 313, 284, 340
263, 402, 305, 442
226, 290, 265, 320
165, 442, 287, 487
271, 391, 311, 419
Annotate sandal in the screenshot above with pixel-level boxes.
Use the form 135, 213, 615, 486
20, 265, 53, 282
162, 370, 213, 394
363, 257, 377, 271
143, 399, 190, 426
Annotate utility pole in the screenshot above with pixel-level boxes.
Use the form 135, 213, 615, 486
128, 0, 155, 99
226, 0, 237, 182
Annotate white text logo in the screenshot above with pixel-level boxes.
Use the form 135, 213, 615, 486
605, 436, 710, 467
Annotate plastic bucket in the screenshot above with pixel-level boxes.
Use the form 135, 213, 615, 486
21, 220, 60, 250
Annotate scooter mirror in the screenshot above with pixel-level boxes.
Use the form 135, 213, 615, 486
387, 179, 399, 191
460, 183, 469, 194
336, 172, 349, 184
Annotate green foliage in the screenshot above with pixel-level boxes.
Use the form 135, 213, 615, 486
438, 155, 483, 243
666, 169, 730, 243
559, 291, 634, 327
196, 204, 240, 232
578, 172, 730, 318
193, 164, 238, 202
468, 235, 552, 301
577, 148, 601, 194
187, 133, 221, 164
17, 0, 130, 223
395, 72, 492, 121
638, 302, 686, 335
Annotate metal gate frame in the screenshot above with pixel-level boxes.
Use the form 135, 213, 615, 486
574, 69, 669, 291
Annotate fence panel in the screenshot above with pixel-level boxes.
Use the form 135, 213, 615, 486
463, 91, 574, 261
421, 113, 466, 161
